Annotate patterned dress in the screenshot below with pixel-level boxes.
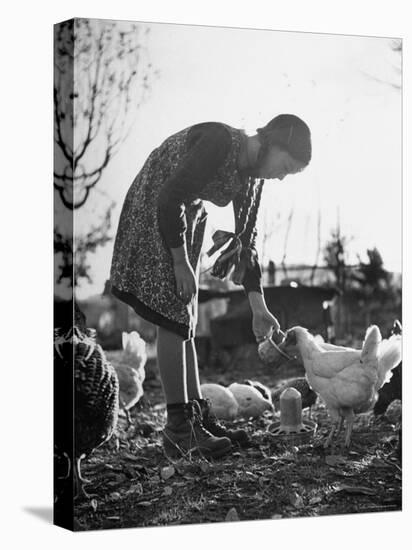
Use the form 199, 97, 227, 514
110, 122, 261, 340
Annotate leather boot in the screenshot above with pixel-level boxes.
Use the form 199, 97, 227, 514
162, 402, 232, 459
194, 398, 250, 446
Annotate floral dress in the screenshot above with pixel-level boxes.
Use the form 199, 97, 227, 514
110, 122, 262, 340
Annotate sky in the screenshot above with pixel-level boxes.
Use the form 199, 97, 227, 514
74, 20, 402, 299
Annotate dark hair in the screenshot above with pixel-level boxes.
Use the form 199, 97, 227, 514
235, 178, 264, 247
257, 114, 312, 166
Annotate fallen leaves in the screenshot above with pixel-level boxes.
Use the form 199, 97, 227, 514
73, 373, 402, 530
160, 465, 175, 480
289, 492, 304, 508
325, 455, 347, 467
334, 484, 377, 496
125, 482, 143, 496
225, 507, 240, 521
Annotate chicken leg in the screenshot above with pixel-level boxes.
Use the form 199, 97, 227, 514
324, 412, 343, 448
343, 410, 355, 447
335, 416, 344, 438
74, 456, 95, 499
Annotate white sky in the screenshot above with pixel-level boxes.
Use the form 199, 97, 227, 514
76, 21, 402, 298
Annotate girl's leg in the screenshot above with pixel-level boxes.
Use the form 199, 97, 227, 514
156, 325, 188, 404
185, 338, 202, 400
158, 327, 231, 458
185, 338, 250, 447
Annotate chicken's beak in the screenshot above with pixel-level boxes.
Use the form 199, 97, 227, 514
284, 329, 297, 347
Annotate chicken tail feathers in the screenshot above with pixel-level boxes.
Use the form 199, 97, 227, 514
361, 325, 381, 364
377, 334, 402, 388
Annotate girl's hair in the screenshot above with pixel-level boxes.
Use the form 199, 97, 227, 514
257, 114, 312, 166
235, 178, 264, 247
211, 114, 311, 283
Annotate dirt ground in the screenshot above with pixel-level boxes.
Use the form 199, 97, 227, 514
72, 347, 402, 531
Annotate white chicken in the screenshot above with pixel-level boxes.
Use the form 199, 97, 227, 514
228, 382, 274, 419
282, 325, 402, 447
122, 331, 147, 368
113, 331, 147, 427
200, 383, 239, 420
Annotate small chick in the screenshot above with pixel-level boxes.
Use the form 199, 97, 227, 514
200, 383, 239, 420
243, 379, 272, 402
228, 382, 273, 419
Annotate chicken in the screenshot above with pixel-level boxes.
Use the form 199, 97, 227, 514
272, 377, 318, 414
114, 366, 145, 427
113, 331, 147, 428
122, 331, 147, 368
54, 323, 119, 497
228, 382, 274, 419
373, 320, 402, 415
282, 325, 402, 447
200, 383, 239, 420
243, 379, 272, 402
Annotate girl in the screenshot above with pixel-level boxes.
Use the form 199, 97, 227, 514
110, 114, 312, 458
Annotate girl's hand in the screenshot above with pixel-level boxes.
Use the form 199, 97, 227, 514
252, 309, 281, 343
173, 260, 197, 305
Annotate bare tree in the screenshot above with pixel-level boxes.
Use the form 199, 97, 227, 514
280, 207, 294, 279
54, 19, 156, 287
54, 200, 115, 286
310, 208, 322, 285
323, 227, 349, 293
261, 205, 281, 283
361, 38, 402, 91
54, 19, 155, 209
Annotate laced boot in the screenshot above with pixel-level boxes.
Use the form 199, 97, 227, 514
194, 398, 250, 446
162, 402, 232, 459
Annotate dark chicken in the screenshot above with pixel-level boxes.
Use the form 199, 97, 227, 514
54, 319, 119, 497
373, 320, 402, 415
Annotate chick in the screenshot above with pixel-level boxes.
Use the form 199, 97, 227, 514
243, 379, 272, 402
228, 382, 273, 419
54, 324, 119, 497
200, 383, 239, 420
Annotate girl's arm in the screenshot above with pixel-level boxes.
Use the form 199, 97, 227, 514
247, 290, 267, 314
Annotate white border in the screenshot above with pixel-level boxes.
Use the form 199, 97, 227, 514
2, 1, 409, 548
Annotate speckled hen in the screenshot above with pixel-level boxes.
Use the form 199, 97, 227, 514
54, 324, 119, 497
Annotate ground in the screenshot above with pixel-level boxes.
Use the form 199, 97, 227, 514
72, 346, 402, 531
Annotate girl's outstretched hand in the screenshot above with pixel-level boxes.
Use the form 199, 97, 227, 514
253, 309, 281, 343
173, 259, 197, 305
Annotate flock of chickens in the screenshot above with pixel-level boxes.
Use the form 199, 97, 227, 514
54, 303, 402, 498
